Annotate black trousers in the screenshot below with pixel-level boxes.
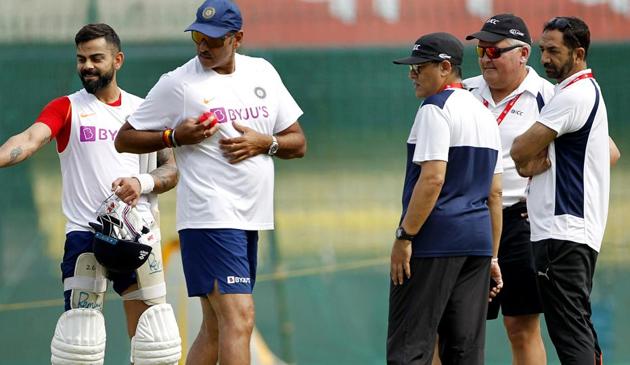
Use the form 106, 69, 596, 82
533, 239, 602, 365
387, 256, 490, 365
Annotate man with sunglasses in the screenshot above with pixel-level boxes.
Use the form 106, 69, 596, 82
388, 32, 503, 365
0, 24, 181, 364
511, 17, 613, 365
464, 13, 554, 365
115, 0, 307, 364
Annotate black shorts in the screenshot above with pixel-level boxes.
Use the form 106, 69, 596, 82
387, 256, 490, 365
487, 202, 543, 320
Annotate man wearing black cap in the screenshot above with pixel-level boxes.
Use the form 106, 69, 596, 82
387, 32, 503, 365
114, 0, 307, 364
464, 14, 553, 365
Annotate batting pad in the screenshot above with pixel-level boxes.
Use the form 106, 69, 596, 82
51, 308, 106, 365
131, 303, 181, 365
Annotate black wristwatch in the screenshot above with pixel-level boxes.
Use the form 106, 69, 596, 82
395, 226, 415, 241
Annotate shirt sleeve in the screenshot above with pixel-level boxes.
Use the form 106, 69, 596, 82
127, 74, 184, 131
538, 89, 587, 136
35, 96, 71, 138
412, 104, 450, 164
267, 61, 303, 134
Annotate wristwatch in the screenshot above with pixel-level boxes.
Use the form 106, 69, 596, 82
268, 136, 279, 156
395, 226, 415, 241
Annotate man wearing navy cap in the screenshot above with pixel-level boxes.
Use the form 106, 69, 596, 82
387, 32, 503, 365
115, 0, 307, 363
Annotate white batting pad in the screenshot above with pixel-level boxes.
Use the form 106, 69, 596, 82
131, 303, 181, 365
50, 308, 106, 365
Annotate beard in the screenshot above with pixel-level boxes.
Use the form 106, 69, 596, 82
79, 67, 115, 94
543, 52, 575, 81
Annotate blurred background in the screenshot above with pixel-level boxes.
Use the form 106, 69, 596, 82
1, 0, 629, 364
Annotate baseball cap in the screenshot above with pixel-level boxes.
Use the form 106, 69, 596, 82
185, 0, 242, 38
466, 13, 531, 45
393, 32, 463, 65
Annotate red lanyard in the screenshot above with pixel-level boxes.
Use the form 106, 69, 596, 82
440, 82, 464, 91
482, 93, 523, 125
561, 72, 594, 89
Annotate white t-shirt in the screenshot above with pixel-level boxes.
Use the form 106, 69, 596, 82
465, 67, 555, 207
402, 87, 502, 257
128, 54, 303, 231
62, 89, 154, 233
527, 69, 610, 252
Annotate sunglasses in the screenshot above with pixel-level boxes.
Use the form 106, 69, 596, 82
475, 45, 522, 59
408, 62, 437, 74
191, 31, 233, 48
545, 17, 582, 48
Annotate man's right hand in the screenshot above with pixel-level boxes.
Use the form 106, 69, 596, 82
173, 114, 220, 146
390, 239, 412, 285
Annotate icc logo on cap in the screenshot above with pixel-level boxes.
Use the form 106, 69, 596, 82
202, 7, 216, 19
487, 18, 499, 24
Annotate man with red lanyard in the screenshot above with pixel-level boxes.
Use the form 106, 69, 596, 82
388, 32, 503, 365
512, 17, 615, 365
464, 14, 554, 365
0, 24, 180, 364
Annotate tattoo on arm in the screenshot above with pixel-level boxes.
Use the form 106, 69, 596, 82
150, 149, 178, 193
9, 147, 23, 164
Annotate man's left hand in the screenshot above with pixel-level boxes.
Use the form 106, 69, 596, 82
219, 122, 271, 164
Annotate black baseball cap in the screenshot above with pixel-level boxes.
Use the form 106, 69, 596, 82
466, 13, 531, 45
393, 32, 463, 65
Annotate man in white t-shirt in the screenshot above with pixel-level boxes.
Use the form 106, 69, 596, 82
511, 17, 611, 365
0, 24, 180, 364
464, 14, 554, 365
387, 32, 502, 365
115, 1, 306, 364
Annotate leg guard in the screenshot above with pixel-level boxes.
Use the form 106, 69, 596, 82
123, 229, 167, 306
131, 303, 182, 365
64, 253, 107, 310
53, 253, 108, 364
51, 309, 106, 365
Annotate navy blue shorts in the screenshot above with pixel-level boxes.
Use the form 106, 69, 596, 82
61, 231, 137, 310
179, 229, 258, 297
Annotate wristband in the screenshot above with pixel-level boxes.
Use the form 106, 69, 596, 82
162, 129, 174, 148
170, 129, 179, 147
132, 173, 155, 194
491, 257, 499, 265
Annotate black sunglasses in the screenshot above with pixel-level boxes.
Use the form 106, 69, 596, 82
545, 17, 582, 48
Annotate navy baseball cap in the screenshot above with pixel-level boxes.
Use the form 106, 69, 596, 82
393, 32, 463, 65
466, 13, 531, 45
185, 0, 242, 38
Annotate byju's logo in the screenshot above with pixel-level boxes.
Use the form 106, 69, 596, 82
80, 126, 96, 142
79, 126, 118, 142
209, 108, 228, 123
227, 276, 251, 284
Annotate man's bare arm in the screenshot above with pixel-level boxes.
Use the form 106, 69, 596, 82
151, 148, 178, 194
0, 123, 51, 167
511, 122, 557, 176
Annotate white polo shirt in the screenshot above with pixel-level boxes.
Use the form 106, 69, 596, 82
128, 53, 303, 231
465, 67, 555, 207
402, 87, 502, 257
527, 69, 610, 252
